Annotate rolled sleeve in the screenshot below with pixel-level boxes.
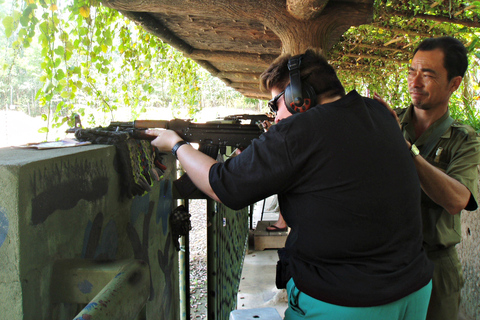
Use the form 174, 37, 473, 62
208, 123, 297, 210
447, 130, 480, 211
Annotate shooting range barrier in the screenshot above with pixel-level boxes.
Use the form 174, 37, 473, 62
0, 144, 249, 319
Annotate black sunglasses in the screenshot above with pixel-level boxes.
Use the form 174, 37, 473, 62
268, 90, 285, 113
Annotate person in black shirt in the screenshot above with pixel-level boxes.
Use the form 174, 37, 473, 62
148, 49, 433, 319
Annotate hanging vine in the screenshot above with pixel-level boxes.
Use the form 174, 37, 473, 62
2, 0, 203, 138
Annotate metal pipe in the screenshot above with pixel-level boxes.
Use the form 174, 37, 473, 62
184, 200, 191, 320
62, 259, 150, 320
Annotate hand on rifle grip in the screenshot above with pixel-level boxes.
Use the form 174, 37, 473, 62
146, 129, 183, 153
262, 120, 273, 131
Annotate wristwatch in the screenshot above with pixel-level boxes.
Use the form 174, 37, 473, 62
172, 140, 189, 159
410, 144, 420, 157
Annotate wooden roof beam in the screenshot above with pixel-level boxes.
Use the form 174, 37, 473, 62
185, 50, 276, 67
217, 72, 262, 83
230, 82, 261, 90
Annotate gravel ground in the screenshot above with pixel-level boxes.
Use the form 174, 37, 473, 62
189, 200, 209, 318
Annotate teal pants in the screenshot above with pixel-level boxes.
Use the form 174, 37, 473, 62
285, 278, 432, 320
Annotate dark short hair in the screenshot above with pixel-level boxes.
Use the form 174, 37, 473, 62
260, 49, 345, 99
414, 36, 468, 80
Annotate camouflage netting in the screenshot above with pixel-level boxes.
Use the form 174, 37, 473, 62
75, 128, 165, 198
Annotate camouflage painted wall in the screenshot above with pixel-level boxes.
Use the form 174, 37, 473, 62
0, 145, 180, 319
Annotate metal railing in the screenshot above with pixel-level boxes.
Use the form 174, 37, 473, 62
51, 259, 150, 320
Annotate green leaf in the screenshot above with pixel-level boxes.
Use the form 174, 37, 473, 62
65, 50, 72, 61
54, 46, 65, 56
38, 127, 49, 133
56, 103, 64, 113
56, 69, 65, 80
45, 83, 54, 94
2, 16, 14, 38
39, 21, 48, 35
72, 66, 81, 75
18, 28, 27, 38
20, 15, 29, 27
22, 38, 31, 48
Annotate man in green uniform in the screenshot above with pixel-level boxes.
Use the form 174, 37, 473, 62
377, 36, 480, 320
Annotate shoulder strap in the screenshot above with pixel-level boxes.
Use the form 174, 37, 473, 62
420, 116, 454, 157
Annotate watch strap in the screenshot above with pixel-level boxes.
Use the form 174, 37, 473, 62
172, 141, 189, 159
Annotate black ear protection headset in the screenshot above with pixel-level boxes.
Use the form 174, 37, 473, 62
284, 54, 317, 114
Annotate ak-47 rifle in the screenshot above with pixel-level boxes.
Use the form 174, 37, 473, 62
105, 114, 273, 197
108, 113, 272, 157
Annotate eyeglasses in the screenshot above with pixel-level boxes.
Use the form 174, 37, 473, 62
268, 90, 285, 114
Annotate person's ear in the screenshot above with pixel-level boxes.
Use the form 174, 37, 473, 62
449, 76, 462, 94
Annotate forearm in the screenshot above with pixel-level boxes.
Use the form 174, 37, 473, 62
175, 144, 221, 202
413, 155, 471, 215
148, 129, 221, 202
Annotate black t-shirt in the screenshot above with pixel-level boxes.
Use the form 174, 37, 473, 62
209, 90, 433, 307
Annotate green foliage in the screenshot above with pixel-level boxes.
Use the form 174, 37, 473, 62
2, 0, 206, 139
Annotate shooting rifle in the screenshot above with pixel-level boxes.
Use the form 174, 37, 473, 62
108, 113, 272, 157
105, 114, 273, 198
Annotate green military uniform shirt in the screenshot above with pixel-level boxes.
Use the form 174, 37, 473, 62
396, 105, 480, 250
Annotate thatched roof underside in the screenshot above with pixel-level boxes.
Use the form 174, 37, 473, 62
103, 0, 480, 99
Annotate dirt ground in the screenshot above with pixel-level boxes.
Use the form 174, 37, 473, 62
189, 200, 208, 318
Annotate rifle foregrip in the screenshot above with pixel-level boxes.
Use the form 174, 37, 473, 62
134, 120, 170, 129
130, 129, 156, 140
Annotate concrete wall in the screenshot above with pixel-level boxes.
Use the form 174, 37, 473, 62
0, 145, 180, 319
458, 168, 480, 319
